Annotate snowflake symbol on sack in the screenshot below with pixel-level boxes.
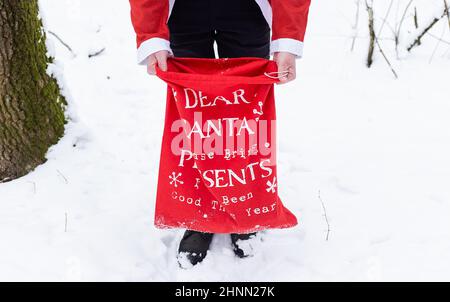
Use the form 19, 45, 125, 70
253, 101, 264, 122
169, 172, 184, 187
266, 177, 277, 194
253, 101, 263, 115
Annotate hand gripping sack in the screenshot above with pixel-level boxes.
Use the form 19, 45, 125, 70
155, 57, 297, 234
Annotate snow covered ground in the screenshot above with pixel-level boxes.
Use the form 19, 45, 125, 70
0, 0, 449, 281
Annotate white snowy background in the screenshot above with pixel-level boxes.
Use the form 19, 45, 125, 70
0, 0, 449, 281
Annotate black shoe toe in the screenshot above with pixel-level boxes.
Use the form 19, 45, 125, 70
230, 232, 257, 258
178, 230, 214, 267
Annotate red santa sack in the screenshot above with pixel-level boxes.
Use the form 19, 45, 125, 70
155, 57, 297, 234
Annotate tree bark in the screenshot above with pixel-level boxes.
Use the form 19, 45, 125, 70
0, 0, 66, 182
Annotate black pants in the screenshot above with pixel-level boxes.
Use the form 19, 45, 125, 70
168, 0, 270, 59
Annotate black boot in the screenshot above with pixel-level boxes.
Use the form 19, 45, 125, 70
230, 232, 257, 258
177, 230, 214, 268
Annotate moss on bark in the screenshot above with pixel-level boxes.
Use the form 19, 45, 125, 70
0, 0, 66, 182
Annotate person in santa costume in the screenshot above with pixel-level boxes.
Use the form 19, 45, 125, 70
129, 0, 311, 267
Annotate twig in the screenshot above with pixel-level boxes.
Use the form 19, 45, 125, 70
88, 48, 105, 58
376, 39, 399, 78
377, 0, 394, 37
351, 0, 361, 51
65, 212, 68, 233
395, 0, 414, 41
408, 11, 447, 52
375, 0, 398, 78
377, 16, 397, 37
429, 22, 447, 63
318, 190, 331, 241
56, 169, 68, 184
48, 30, 75, 56
414, 7, 421, 46
427, 32, 450, 45
395, 0, 414, 57
365, 1, 399, 78
27, 181, 36, 194
366, 0, 376, 67
444, 0, 450, 30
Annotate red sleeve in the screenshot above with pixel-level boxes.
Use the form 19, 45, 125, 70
129, 0, 170, 48
270, 0, 311, 42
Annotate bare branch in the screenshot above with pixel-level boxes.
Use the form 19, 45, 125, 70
27, 181, 36, 194
351, 0, 361, 51
365, 0, 398, 78
376, 39, 399, 78
414, 7, 421, 46
444, 0, 450, 30
56, 169, 68, 184
377, 16, 397, 37
65, 212, 68, 233
366, 0, 376, 67
395, 0, 414, 57
407, 11, 447, 52
88, 48, 105, 58
318, 190, 331, 241
429, 22, 447, 63
427, 32, 450, 45
48, 30, 75, 56
377, 0, 394, 37
395, 0, 414, 40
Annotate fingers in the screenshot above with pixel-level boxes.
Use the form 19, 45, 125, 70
147, 50, 170, 75
278, 66, 296, 84
274, 52, 297, 85
147, 55, 157, 75
155, 51, 168, 72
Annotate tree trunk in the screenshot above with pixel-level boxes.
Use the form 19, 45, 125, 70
0, 0, 66, 182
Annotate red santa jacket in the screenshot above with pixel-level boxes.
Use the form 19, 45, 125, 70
129, 0, 311, 65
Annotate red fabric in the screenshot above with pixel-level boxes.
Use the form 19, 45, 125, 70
155, 57, 298, 234
269, 0, 311, 42
129, 0, 170, 47
129, 0, 311, 48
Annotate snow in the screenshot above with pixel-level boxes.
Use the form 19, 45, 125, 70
1, 0, 450, 281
